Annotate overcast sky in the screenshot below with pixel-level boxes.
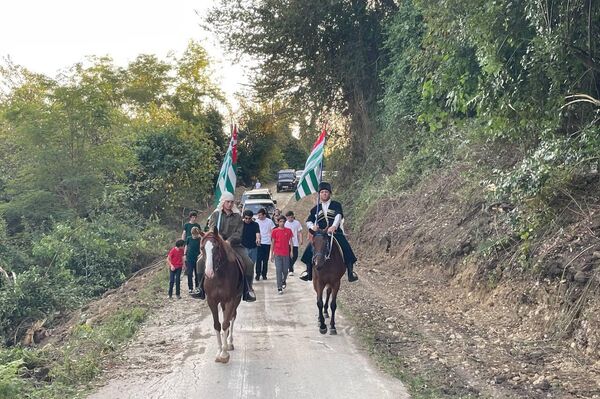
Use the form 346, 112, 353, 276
0, 0, 249, 111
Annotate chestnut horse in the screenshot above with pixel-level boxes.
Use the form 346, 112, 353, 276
200, 228, 243, 363
310, 229, 346, 334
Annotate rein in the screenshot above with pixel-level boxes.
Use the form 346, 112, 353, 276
312, 232, 334, 263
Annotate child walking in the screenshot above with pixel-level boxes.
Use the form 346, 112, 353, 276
270, 215, 293, 295
167, 239, 185, 299
185, 227, 201, 294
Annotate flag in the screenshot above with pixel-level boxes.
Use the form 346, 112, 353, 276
214, 125, 238, 205
295, 128, 326, 201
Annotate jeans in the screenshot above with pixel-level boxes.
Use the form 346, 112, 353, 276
185, 259, 198, 290
169, 268, 182, 297
289, 246, 299, 272
246, 247, 258, 265
256, 244, 271, 278
274, 255, 289, 289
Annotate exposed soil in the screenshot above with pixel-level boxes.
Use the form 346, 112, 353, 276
339, 165, 600, 398
38, 178, 600, 398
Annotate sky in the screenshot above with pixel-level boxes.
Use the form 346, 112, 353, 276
0, 0, 250, 111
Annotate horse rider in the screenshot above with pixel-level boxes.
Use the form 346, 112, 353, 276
299, 182, 359, 282
195, 192, 257, 302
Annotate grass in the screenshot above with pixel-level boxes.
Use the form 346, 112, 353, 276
0, 263, 167, 399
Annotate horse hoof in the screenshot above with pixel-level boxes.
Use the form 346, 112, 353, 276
330, 328, 337, 335
319, 327, 327, 334
215, 354, 230, 363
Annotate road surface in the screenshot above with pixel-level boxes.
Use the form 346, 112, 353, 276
88, 189, 409, 399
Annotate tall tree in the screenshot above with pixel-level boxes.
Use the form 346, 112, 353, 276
207, 0, 397, 164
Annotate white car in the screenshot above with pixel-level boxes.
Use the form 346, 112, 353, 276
240, 188, 274, 206
242, 198, 277, 220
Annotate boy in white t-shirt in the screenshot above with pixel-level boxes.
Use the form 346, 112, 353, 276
284, 211, 303, 275
255, 208, 275, 280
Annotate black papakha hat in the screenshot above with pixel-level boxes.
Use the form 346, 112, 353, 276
318, 182, 332, 193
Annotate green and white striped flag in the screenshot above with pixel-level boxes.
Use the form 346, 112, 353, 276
214, 125, 237, 205
295, 128, 326, 201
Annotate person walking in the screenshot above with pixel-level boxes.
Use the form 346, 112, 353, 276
255, 208, 275, 280
255, 179, 261, 189
185, 227, 201, 294
284, 210, 303, 275
299, 182, 358, 282
270, 215, 293, 294
181, 211, 201, 240
167, 239, 185, 299
242, 210, 261, 267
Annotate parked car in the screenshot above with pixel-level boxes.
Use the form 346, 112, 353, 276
240, 188, 275, 206
242, 198, 277, 220
294, 169, 304, 184
277, 169, 296, 192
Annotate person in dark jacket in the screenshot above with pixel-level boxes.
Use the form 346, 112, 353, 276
194, 192, 256, 302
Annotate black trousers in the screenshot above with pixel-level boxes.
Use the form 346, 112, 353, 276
185, 259, 198, 290
256, 244, 271, 278
289, 246, 299, 272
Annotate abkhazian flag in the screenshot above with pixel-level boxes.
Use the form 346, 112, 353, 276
214, 125, 238, 205
295, 128, 326, 201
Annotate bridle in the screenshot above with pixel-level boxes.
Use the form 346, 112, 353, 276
201, 234, 223, 272
312, 231, 334, 265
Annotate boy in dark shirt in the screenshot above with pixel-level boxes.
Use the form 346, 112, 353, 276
185, 227, 201, 294
181, 211, 201, 240
241, 210, 261, 266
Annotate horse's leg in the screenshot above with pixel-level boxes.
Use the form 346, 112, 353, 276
323, 286, 331, 319
208, 299, 228, 363
223, 300, 237, 351
329, 281, 341, 335
315, 281, 327, 334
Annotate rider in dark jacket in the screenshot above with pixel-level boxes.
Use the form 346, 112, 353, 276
299, 182, 358, 282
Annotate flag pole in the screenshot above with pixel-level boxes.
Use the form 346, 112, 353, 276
314, 121, 327, 229
217, 123, 235, 231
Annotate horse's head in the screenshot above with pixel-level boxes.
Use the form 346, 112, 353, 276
200, 227, 225, 279
310, 229, 331, 271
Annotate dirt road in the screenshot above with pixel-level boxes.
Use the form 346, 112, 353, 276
88, 189, 408, 399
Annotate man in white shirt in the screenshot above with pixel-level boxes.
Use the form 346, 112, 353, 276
255, 208, 275, 280
284, 211, 303, 276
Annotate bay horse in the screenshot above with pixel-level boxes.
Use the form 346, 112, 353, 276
310, 229, 346, 335
199, 228, 243, 363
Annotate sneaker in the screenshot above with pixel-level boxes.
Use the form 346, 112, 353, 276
255, 275, 260, 281
277, 288, 283, 295
176, 295, 181, 299
168, 295, 172, 299
282, 282, 287, 289
262, 275, 267, 280
188, 289, 193, 294
289, 271, 294, 276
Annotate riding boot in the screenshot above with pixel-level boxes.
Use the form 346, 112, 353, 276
346, 263, 359, 282
243, 275, 257, 302
191, 273, 206, 299
299, 263, 313, 281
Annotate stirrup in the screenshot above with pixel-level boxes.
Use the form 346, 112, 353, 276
243, 290, 256, 302
299, 271, 312, 281
348, 272, 358, 282
191, 289, 206, 299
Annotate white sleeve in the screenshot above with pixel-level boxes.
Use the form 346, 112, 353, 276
306, 221, 314, 230
332, 214, 342, 228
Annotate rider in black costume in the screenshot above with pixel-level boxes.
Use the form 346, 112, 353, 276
299, 182, 358, 282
